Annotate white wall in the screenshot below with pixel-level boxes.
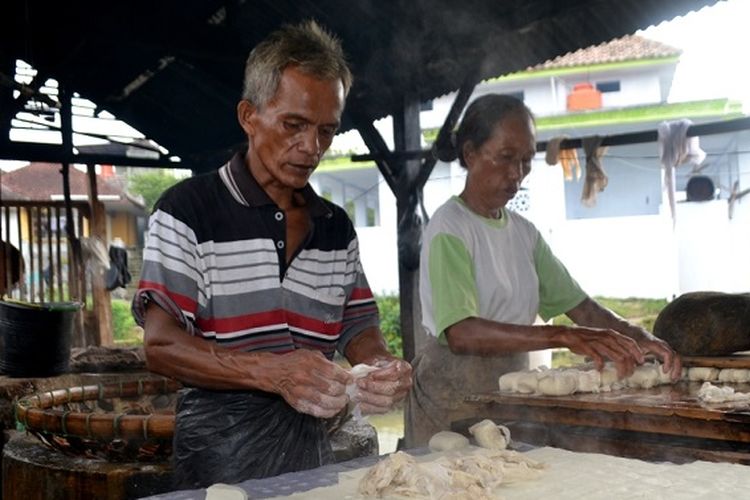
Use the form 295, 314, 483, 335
355, 151, 750, 300
334, 58, 750, 300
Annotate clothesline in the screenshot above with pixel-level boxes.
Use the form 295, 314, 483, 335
536, 116, 750, 152
351, 116, 750, 163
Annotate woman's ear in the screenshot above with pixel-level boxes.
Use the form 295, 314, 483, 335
236, 100, 257, 137
462, 141, 478, 168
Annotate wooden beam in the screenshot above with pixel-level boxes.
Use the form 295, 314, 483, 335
59, 87, 86, 346
351, 114, 398, 193
416, 75, 477, 190
392, 94, 423, 363
0, 141, 178, 168
86, 164, 114, 346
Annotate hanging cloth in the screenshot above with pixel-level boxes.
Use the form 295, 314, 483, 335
545, 136, 581, 181
657, 119, 707, 225
105, 245, 131, 291
581, 135, 608, 207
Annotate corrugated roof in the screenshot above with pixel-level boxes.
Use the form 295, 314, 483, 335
0, 0, 722, 173
533, 35, 681, 70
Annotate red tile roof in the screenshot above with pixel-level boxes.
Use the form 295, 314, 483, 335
0, 163, 127, 202
532, 35, 681, 71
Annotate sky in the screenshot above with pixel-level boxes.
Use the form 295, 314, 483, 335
638, 0, 750, 109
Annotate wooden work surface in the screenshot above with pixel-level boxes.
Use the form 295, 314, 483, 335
461, 381, 750, 463
683, 353, 750, 368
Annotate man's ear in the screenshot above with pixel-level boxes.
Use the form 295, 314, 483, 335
237, 100, 257, 136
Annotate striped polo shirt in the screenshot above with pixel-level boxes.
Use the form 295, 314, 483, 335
132, 153, 379, 359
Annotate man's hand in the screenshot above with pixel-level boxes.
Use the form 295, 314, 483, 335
273, 350, 352, 418
354, 359, 413, 415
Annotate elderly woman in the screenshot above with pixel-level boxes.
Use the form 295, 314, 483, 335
405, 94, 681, 447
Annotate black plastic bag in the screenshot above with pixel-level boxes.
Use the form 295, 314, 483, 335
172, 387, 334, 489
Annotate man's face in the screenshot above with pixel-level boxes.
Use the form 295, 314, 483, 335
240, 66, 345, 190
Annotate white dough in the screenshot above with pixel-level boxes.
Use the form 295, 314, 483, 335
626, 363, 661, 389
697, 382, 750, 404
718, 368, 736, 382
688, 367, 719, 382
350, 363, 379, 378
574, 369, 601, 393
428, 431, 470, 452
205, 483, 248, 500
537, 371, 578, 396
656, 362, 673, 385
599, 363, 622, 392
733, 369, 750, 383
718, 368, 750, 383
468, 419, 511, 450
498, 371, 524, 392
516, 370, 541, 394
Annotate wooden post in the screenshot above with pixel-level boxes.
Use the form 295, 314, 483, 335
60, 86, 87, 345
86, 164, 114, 346
392, 94, 423, 363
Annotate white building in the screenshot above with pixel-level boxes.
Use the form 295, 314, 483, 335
311, 35, 750, 300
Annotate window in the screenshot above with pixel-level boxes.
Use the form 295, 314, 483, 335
596, 81, 621, 93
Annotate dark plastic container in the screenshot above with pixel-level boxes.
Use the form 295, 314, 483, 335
0, 300, 80, 377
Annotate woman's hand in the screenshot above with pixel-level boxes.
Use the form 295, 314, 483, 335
554, 326, 645, 378
638, 336, 683, 381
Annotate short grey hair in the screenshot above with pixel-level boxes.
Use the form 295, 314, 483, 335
242, 20, 353, 108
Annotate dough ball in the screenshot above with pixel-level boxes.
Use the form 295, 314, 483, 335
516, 371, 540, 394
205, 484, 248, 500
733, 369, 750, 383
498, 371, 523, 392
656, 362, 673, 385
599, 364, 621, 392
688, 367, 719, 382
468, 419, 511, 450
428, 431, 470, 452
575, 369, 601, 393
350, 363, 379, 378
626, 364, 660, 389
717, 368, 750, 383
537, 371, 578, 396
718, 368, 736, 383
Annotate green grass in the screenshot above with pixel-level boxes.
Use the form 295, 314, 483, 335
111, 298, 143, 346
550, 296, 667, 330
550, 296, 668, 368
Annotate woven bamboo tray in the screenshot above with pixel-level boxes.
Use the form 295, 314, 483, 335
15, 377, 182, 462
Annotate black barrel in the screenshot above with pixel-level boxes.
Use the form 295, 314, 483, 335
0, 300, 80, 377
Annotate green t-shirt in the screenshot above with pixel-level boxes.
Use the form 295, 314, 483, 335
420, 196, 586, 341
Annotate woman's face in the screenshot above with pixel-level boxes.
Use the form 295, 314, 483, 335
462, 111, 536, 216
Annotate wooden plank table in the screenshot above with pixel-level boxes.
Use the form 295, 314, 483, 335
458, 381, 750, 464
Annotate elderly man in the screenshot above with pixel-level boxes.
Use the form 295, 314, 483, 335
133, 20, 412, 489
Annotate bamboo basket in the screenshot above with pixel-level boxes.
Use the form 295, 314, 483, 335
15, 377, 182, 462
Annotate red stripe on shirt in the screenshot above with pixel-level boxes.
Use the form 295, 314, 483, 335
138, 280, 198, 314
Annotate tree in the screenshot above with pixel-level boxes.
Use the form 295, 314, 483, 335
128, 170, 181, 212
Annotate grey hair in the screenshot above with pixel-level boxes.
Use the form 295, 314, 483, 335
242, 20, 353, 108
